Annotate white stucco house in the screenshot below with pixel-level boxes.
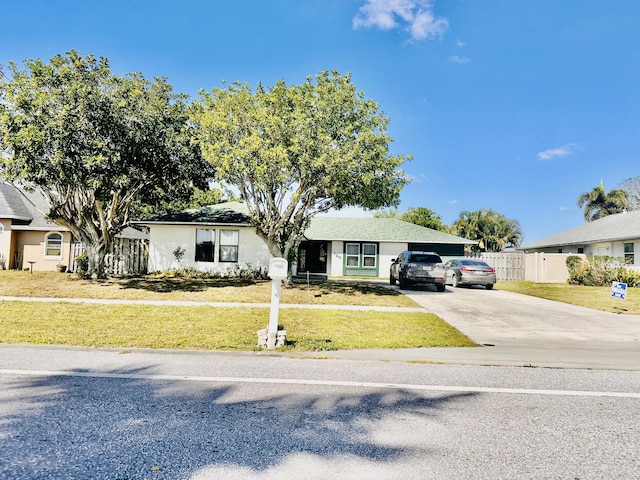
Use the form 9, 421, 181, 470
519, 209, 640, 267
135, 202, 476, 278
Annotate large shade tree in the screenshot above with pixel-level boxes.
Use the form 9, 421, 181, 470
0, 51, 211, 278
452, 208, 522, 252
194, 71, 410, 270
577, 180, 630, 222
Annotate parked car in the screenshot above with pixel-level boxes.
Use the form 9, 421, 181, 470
445, 258, 496, 289
390, 251, 446, 291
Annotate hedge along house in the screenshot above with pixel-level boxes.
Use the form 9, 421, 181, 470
136, 201, 476, 278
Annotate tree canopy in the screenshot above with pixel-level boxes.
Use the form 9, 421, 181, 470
194, 71, 410, 267
577, 180, 630, 222
374, 206, 449, 232
0, 51, 212, 277
617, 176, 640, 211
452, 208, 522, 252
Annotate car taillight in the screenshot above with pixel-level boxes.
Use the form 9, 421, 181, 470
460, 267, 472, 272
487, 268, 495, 273
437, 263, 445, 269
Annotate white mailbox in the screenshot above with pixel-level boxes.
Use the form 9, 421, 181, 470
268, 257, 288, 280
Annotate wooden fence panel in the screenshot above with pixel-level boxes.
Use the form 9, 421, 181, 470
71, 238, 148, 275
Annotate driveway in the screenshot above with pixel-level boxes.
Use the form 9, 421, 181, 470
402, 286, 640, 346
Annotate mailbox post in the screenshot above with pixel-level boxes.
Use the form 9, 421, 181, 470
266, 257, 288, 349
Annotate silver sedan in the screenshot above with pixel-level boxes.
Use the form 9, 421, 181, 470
445, 258, 496, 289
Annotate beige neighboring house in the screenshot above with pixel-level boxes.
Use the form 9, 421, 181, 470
135, 201, 476, 278
0, 182, 148, 273
519, 209, 640, 268
0, 183, 73, 271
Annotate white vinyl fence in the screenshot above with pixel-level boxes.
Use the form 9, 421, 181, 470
71, 237, 148, 275
477, 252, 526, 281
470, 251, 579, 283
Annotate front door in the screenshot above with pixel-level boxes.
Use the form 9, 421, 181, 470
297, 241, 328, 274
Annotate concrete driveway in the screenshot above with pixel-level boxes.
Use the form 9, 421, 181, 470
402, 285, 640, 346
387, 285, 640, 370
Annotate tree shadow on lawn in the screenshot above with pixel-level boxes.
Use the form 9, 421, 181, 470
116, 276, 403, 298
117, 276, 263, 293
298, 280, 405, 298
1, 367, 476, 479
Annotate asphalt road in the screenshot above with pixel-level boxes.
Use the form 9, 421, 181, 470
1, 345, 639, 479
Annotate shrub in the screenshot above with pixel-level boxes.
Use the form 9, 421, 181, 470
567, 254, 640, 286
75, 252, 89, 278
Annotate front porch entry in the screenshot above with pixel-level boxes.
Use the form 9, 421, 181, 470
297, 241, 328, 275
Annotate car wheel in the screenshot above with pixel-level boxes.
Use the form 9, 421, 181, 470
436, 283, 445, 292
389, 273, 396, 286
452, 274, 459, 288
486, 283, 494, 290
399, 275, 408, 289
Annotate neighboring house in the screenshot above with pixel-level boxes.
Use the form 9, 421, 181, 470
0, 182, 148, 273
135, 201, 476, 278
519, 210, 640, 267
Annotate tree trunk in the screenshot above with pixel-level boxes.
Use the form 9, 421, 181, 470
82, 239, 109, 279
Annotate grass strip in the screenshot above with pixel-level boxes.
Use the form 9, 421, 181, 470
0, 301, 476, 351
496, 281, 640, 314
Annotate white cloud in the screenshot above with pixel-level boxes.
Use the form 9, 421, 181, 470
447, 199, 458, 205
456, 39, 465, 47
449, 55, 470, 63
353, 0, 448, 41
536, 143, 580, 161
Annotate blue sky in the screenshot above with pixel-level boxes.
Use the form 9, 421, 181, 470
2, 0, 639, 244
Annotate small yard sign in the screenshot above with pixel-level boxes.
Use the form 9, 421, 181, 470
611, 281, 627, 300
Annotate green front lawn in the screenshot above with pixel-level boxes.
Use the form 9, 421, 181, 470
496, 281, 640, 314
0, 271, 476, 351
0, 301, 476, 351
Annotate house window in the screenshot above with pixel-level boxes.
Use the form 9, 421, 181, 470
44, 232, 63, 258
346, 243, 360, 267
219, 229, 239, 263
624, 242, 634, 265
577, 248, 584, 254
195, 229, 215, 262
557, 248, 563, 253
362, 243, 377, 268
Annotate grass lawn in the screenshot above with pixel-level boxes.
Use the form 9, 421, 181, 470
0, 301, 476, 351
0, 271, 476, 351
496, 281, 640, 314
0, 271, 415, 307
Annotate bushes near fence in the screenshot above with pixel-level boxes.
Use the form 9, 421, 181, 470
566, 255, 640, 287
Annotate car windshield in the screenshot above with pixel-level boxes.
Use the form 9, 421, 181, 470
411, 254, 441, 263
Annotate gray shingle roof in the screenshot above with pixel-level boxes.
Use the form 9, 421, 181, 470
520, 210, 640, 250
136, 201, 252, 226
305, 217, 474, 244
0, 182, 63, 230
136, 202, 475, 245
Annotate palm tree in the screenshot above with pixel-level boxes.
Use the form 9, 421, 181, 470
577, 180, 630, 222
452, 209, 522, 252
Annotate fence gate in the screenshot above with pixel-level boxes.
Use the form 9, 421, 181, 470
477, 252, 526, 281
